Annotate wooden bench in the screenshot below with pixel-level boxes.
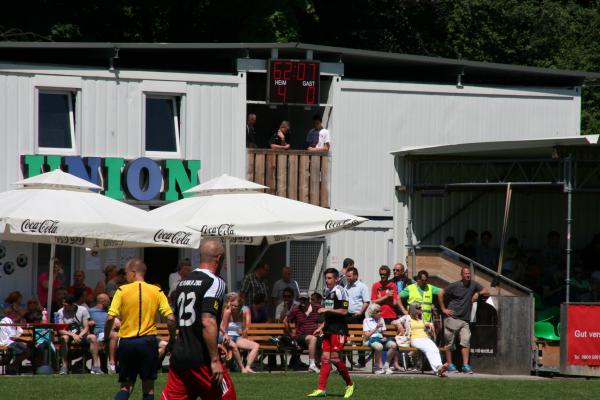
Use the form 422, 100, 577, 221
245, 323, 424, 372
246, 323, 290, 372
345, 323, 448, 372
154, 321, 447, 374
157, 322, 171, 342
0, 327, 34, 374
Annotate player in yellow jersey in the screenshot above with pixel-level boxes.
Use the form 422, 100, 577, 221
104, 259, 176, 400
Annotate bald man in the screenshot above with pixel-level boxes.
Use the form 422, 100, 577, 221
272, 266, 300, 307
88, 293, 119, 373
162, 239, 236, 399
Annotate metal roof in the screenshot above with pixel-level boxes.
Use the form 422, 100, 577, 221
391, 135, 600, 158
0, 42, 598, 86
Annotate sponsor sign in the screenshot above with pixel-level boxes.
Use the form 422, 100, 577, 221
200, 224, 236, 236
469, 325, 497, 356
54, 236, 86, 246
153, 229, 193, 246
21, 154, 201, 202
567, 304, 600, 365
228, 237, 255, 244
21, 219, 59, 234
325, 219, 359, 230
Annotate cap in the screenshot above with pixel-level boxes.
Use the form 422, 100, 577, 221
299, 291, 309, 299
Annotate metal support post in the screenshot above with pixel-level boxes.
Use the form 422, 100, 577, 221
406, 159, 417, 277
564, 154, 574, 304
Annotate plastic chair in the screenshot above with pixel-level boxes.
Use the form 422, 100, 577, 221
534, 321, 560, 341
556, 323, 561, 338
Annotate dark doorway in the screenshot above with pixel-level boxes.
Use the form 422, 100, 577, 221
144, 247, 179, 292
37, 244, 72, 286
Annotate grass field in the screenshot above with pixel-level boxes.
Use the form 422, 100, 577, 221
1, 372, 600, 400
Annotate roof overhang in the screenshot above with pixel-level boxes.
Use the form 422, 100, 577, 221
391, 135, 600, 158
0, 42, 598, 86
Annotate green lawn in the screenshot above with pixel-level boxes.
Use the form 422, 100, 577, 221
1, 372, 600, 400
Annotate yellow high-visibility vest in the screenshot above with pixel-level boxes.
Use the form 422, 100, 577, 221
407, 283, 434, 323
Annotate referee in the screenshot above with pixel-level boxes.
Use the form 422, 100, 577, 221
105, 259, 176, 400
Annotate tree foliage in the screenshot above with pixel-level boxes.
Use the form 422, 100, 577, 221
1, 0, 599, 133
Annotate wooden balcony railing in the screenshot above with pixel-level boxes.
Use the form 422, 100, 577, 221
247, 149, 330, 208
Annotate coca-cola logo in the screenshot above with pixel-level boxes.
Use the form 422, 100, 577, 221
154, 229, 192, 245
21, 219, 59, 234
324, 219, 359, 230
199, 224, 235, 236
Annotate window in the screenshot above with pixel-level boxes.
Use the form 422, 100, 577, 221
145, 96, 181, 155
38, 91, 76, 152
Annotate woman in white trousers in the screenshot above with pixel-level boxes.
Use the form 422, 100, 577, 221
397, 302, 448, 377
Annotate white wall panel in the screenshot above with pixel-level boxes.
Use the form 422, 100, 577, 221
186, 81, 245, 180
81, 78, 142, 158
330, 80, 580, 217
0, 73, 34, 190
328, 227, 394, 287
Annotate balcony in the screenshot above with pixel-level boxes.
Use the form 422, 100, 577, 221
246, 149, 330, 208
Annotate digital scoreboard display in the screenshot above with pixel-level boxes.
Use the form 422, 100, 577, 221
267, 59, 320, 106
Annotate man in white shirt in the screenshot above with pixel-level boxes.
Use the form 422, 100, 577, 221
306, 114, 331, 153
56, 294, 92, 374
344, 266, 370, 367
274, 287, 299, 322
0, 309, 30, 373
168, 258, 192, 296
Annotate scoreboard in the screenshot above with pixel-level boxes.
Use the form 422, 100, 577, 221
267, 59, 320, 106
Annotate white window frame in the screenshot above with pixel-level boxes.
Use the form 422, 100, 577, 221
143, 93, 182, 158
35, 89, 78, 155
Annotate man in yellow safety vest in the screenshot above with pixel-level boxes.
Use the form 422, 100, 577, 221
398, 270, 444, 323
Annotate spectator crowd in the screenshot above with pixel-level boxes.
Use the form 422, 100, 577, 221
1, 228, 595, 377
246, 112, 331, 153
445, 230, 600, 308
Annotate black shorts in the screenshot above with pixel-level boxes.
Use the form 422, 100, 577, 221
117, 336, 159, 383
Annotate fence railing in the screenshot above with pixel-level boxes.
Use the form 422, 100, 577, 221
246, 149, 330, 208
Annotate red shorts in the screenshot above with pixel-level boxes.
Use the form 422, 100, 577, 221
322, 334, 346, 352
161, 364, 236, 400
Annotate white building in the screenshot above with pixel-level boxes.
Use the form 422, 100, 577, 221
0, 42, 597, 301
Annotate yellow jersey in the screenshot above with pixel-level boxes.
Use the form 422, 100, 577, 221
108, 281, 172, 338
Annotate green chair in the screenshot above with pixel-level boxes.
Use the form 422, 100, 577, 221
556, 323, 561, 338
534, 321, 560, 341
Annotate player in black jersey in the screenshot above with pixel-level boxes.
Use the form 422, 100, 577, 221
161, 239, 236, 400
307, 268, 355, 398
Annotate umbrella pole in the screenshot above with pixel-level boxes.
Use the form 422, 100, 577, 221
46, 243, 56, 316
226, 239, 233, 291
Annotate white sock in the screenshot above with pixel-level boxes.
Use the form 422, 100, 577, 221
309, 359, 315, 366
383, 362, 389, 368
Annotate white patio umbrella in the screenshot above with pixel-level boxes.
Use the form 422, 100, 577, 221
0, 169, 201, 313
149, 174, 367, 288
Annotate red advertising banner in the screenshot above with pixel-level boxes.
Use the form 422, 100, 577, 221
567, 304, 600, 365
